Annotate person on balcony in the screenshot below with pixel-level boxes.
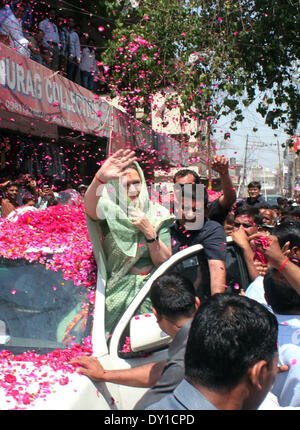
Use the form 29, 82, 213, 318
0, 1, 30, 57
80, 37, 98, 91
66, 17, 81, 82
38, 8, 60, 71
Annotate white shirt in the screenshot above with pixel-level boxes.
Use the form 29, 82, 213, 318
79, 47, 97, 72
0, 5, 29, 57
39, 18, 60, 45
68, 30, 80, 60
245, 275, 272, 310
272, 342, 300, 407
269, 314, 300, 407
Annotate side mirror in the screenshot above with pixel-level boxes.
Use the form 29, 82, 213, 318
129, 313, 171, 353
0, 320, 10, 344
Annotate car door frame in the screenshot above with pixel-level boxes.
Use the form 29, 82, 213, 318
106, 244, 205, 409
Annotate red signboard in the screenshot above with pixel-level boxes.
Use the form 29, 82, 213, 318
0, 43, 112, 137
0, 43, 188, 166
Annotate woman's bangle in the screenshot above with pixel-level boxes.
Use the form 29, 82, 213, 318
94, 175, 106, 184
146, 234, 159, 243
279, 257, 289, 273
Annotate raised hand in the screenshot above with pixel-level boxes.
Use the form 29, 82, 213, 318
129, 208, 157, 240
96, 149, 137, 183
211, 155, 229, 176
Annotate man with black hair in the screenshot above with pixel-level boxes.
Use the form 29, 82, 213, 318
147, 293, 279, 410
72, 273, 200, 409
172, 169, 227, 296
1, 181, 19, 217
229, 205, 261, 281
263, 268, 300, 407
246, 218, 300, 306
173, 155, 236, 225
16, 173, 38, 206
238, 181, 270, 209
38, 8, 60, 70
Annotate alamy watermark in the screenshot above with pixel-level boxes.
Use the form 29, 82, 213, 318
95, 181, 204, 230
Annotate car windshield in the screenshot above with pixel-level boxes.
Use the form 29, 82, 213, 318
267, 195, 280, 205
0, 256, 94, 354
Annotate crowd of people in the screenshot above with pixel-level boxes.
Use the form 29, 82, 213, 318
72, 148, 300, 410
0, 1, 99, 90
0, 172, 87, 217
2, 147, 300, 410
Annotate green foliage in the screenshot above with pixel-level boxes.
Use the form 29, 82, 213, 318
99, 0, 300, 134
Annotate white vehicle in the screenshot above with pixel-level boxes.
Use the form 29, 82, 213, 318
0, 209, 250, 410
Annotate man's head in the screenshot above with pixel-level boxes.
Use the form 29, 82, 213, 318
277, 197, 288, 208
172, 183, 206, 230
173, 169, 207, 230
259, 208, 277, 227
233, 206, 259, 236
150, 273, 200, 334
48, 8, 56, 21
6, 182, 18, 201
185, 293, 278, 410
36, 29, 45, 42
173, 169, 201, 185
22, 196, 35, 206
57, 15, 66, 27
247, 181, 261, 201
12, 1, 27, 18
68, 17, 75, 29
264, 267, 300, 315
273, 218, 300, 261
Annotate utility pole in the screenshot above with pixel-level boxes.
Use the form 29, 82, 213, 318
277, 140, 282, 194
206, 120, 212, 190
237, 134, 248, 198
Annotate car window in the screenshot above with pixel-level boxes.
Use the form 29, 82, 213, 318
225, 240, 251, 293
0, 257, 94, 354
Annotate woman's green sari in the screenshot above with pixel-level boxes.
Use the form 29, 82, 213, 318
86, 162, 175, 336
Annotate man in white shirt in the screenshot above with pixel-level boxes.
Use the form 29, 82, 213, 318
0, 1, 30, 57
80, 37, 98, 91
38, 8, 60, 70
66, 17, 80, 82
262, 268, 300, 407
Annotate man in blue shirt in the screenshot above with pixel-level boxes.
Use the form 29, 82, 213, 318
38, 8, 60, 70
147, 293, 279, 410
263, 267, 300, 407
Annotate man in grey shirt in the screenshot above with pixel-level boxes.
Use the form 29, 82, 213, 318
134, 318, 191, 409
72, 273, 200, 407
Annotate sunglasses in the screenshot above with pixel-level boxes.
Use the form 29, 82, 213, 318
233, 222, 254, 229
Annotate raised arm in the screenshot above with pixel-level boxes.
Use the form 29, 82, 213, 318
262, 235, 300, 295
211, 155, 236, 209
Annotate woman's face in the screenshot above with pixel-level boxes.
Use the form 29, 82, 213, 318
121, 168, 142, 200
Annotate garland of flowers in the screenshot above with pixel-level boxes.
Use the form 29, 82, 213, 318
0, 203, 97, 293
0, 337, 93, 409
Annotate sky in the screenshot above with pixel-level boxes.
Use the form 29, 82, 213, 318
213, 100, 290, 172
